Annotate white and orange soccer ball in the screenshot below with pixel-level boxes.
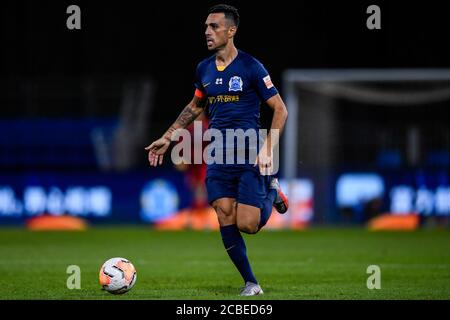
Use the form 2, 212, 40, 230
99, 257, 137, 294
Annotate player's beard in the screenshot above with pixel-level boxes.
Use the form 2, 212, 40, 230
210, 41, 227, 52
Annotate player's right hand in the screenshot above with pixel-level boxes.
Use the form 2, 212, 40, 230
254, 144, 273, 176
144, 137, 171, 167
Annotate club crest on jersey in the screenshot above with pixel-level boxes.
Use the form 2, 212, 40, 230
229, 76, 243, 92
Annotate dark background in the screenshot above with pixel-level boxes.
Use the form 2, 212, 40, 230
2, 0, 450, 122
1, 1, 449, 225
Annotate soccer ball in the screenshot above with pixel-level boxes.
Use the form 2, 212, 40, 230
99, 257, 137, 294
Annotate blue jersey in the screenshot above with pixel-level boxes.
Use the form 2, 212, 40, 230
194, 50, 278, 166
195, 50, 278, 132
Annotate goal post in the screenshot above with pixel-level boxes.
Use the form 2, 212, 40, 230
281, 69, 450, 223
282, 68, 450, 179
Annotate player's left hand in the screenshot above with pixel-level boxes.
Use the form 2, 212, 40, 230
254, 146, 273, 176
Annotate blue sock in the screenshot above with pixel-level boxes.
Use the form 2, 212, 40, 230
220, 224, 258, 284
258, 188, 277, 229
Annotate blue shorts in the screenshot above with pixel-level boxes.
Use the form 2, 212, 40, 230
205, 165, 269, 209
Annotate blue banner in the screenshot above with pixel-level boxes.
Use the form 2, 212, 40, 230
0, 170, 192, 224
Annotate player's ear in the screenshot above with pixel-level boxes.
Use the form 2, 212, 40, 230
228, 25, 237, 37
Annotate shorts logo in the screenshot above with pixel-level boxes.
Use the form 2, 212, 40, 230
229, 76, 243, 91
263, 75, 274, 89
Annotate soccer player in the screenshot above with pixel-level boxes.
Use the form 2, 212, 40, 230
145, 4, 289, 296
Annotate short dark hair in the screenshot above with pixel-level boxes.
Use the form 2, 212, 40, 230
208, 4, 240, 27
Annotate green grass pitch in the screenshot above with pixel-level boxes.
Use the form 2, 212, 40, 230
0, 227, 449, 299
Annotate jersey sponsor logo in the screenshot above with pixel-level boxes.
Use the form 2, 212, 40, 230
208, 95, 240, 104
229, 76, 243, 91
263, 75, 274, 89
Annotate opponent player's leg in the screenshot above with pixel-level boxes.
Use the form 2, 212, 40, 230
211, 197, 259, 288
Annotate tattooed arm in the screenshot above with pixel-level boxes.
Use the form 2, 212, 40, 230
145, 95, 206, 167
